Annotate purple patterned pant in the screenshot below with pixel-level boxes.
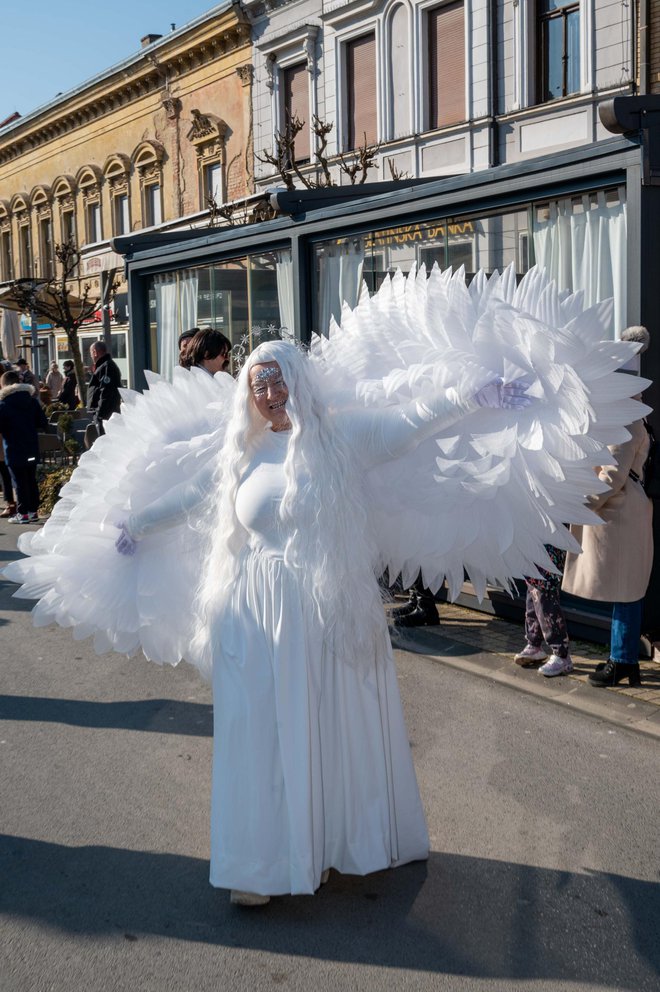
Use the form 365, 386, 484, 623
524, 584, 570, 659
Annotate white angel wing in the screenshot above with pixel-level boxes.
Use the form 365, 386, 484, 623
4, 366, 235, 673
311, 264, 651, 599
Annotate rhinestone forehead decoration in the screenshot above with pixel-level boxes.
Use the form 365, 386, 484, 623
252, 366, 282, 384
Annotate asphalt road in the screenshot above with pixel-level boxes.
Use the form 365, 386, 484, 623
1, 530, 659, 992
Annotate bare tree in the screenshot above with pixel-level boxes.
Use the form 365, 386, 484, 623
257, 113, 382, 190
7, 241, 117, 405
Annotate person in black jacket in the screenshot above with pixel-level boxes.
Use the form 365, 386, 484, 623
88, 341, 122, 434
57, 360, 79, 410
0, 370, 48, 523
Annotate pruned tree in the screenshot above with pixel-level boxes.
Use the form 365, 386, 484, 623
8, 240, 118, 405
257, 113, 382, 190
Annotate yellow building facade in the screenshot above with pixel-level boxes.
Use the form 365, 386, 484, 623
0, 3, 253, 383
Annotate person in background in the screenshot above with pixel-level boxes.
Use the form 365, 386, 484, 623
562, 326, 654, 688
0, 431, 17, 518
181, 328, 232, 376
88, 341, 122, 434
57, 360, 78, 410
514, 543, 572, 676
0, 369, 48, 523
178, 327, 200, 367
45, 362, 64, 400
392, 575, 440, 627
16, 357, 37, 390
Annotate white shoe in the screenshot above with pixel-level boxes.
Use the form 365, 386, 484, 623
230, 889, 271, 906
514, 645, 548, 666
320, 869, 330, 885
539, 654, 573, 677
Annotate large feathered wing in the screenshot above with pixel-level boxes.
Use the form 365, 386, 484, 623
4, 367, 235, 671
311, 264, 651, 600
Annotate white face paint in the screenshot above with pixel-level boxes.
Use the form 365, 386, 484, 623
249, 361, 291, 431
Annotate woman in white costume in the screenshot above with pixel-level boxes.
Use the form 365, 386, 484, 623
6, 265, 650, 906
115, 339, 530, 905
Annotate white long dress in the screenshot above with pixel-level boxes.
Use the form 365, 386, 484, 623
209, 428, 429, 896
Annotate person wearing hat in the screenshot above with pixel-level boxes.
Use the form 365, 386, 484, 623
16, 357, 37, 391
562, 326, 654, 688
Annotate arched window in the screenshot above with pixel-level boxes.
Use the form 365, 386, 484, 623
131, 140, 165, 228
0, 200, 13, 281
52, 175, 77, 249
76, 165, 104, 244
104, 154, 132, 236
30, 185, 54, 278
11, 193, 33, 278
387, 3, 411, 140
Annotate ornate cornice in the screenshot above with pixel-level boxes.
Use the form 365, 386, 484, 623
0, 21, 251, 166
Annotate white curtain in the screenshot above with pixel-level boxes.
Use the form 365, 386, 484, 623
153, 269, 198, 380
276, 250, 295, 337
317, 242, 364, 335
0, 309, 20, 360
533, 188, 627, 338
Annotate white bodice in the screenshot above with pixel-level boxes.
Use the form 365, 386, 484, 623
235, 430, 290, 556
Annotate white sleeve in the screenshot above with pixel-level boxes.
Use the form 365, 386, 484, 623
126, 458, 218, 540
339, 387, 478, 466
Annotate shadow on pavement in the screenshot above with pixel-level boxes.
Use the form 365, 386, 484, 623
1, 834, 658, 988
0, 695, 213, 736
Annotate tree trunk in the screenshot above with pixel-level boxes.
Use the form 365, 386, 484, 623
66, 326, 87, 407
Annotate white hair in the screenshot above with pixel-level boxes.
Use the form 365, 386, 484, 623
191, 340, 385, 672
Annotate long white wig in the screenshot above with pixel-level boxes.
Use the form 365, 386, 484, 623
192, 340, 386, 672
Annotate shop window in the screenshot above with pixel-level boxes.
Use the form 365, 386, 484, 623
427, 2, 465, 130
282, 62, 310, 163
537, 0, 580, 102
0, 227, 12, 281
147, 250, 286, 379
144, 184, 162, 227
345, 33, 377, 150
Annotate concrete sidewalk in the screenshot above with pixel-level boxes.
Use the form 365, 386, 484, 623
390, 600, 660, 741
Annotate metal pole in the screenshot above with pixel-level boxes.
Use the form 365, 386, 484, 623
100, 270, 112, 349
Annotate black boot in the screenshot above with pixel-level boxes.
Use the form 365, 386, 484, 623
588, 660, 641, 688
391, 590, 419, 620
395, 589, 439, 627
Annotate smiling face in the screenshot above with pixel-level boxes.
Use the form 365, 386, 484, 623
249, 361, 290, 431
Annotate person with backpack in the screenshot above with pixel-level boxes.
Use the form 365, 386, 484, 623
0, 369, 48, 523
562, 326, 654, 688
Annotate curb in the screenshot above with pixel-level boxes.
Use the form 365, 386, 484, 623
392, 626, 660, 742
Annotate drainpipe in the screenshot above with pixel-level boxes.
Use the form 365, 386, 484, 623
639, 0, 649, 95
489, 0, 499, 167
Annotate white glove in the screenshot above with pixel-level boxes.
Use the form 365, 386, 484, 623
473, 377, 533, 411
115, 522, 138, 556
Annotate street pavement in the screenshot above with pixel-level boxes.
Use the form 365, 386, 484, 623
1, 521, 659, 992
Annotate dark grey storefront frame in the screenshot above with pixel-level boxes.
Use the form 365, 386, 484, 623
115, 133, 660, 640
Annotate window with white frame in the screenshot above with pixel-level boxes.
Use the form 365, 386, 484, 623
114, 194, 130, 236
86, 200, 102, 243
39, 215, 54, 278
144, 184, 162, 227
18, 220, 32, 277
427, 1, 465, 131
0, 227, 12, 281
537, 0, 580, 102
345, 33, 377, 150
203, 161, 224, 207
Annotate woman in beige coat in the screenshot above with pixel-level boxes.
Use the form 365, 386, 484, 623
562, 328, 654, 688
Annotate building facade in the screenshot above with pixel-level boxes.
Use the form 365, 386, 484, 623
0, 1, 253, 382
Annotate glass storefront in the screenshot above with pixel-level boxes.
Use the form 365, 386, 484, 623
146, 248, 292, 378
312, 185, 626, 339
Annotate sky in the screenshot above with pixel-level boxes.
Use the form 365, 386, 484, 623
0, 1, 225, 122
